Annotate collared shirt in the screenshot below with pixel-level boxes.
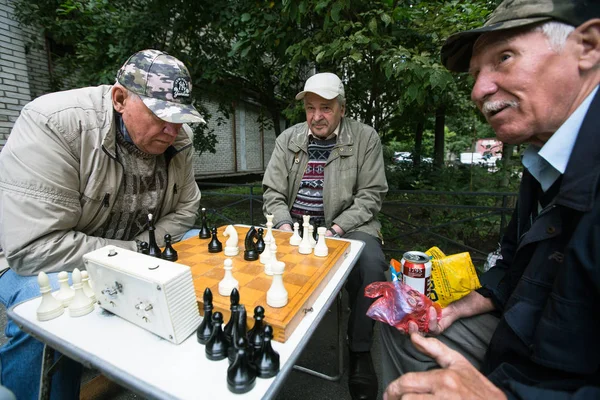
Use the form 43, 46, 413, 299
522, 86, 598, 192
308, 120, 341, 140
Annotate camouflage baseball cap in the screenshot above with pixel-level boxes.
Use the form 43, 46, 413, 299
116, 49, 205, 124
441, 0, 600, 72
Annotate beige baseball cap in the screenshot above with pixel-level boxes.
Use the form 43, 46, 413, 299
295, 72, 345, 100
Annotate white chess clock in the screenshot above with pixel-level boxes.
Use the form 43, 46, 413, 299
83, 246, 201, 344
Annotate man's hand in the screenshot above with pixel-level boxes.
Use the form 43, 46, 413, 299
279, 223, 293, 231
407, 305, 456, 335
384, 333, 506, 400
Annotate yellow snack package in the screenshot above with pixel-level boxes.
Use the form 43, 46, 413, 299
425, 247, 481, 308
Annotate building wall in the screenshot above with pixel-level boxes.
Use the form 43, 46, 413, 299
0, 0, 50, 151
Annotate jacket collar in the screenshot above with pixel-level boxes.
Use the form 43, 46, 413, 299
554, 89, 600, 212
288, 118, 354, 152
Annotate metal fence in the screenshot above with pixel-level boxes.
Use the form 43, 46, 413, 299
196, 183, 518, 269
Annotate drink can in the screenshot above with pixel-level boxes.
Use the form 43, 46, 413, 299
401, 251, 432, 296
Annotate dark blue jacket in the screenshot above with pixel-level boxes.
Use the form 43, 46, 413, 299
478, 90, 600, 399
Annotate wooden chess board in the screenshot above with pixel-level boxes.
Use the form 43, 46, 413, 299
171, 225, 351, 343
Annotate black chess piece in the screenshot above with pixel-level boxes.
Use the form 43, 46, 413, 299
247, 306, 265, 353
147, 213, 162, 258
256, 228, 266, 254
197, 288, 213, 344
228, 304, 248, 363
243, 226, 259, 261
139, 241, 149, 255
199, 207, 211, 239
208, 227, 222, 253
227, 337, 256, 394
224, 288, 240, 345
162, 234, 178, 262
254, 325, 280, 378
205, 312, 228, 361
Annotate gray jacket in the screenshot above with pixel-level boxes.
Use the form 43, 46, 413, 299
0, 85, 201, 276
262, 118, 388, 239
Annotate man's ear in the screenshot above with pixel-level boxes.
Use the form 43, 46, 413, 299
576, 19, 600, 71
112, 85, 127, 113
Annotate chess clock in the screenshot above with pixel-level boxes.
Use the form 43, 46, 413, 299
83, 246, 201, 344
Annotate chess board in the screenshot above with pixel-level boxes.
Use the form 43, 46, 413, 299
171, 225, 351, 343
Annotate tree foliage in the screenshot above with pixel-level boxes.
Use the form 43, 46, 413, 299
14, 0, 502, 160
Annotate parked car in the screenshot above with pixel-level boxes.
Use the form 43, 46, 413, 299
392, 151, 433, 164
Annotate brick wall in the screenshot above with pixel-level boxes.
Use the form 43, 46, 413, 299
0, 0, 51, 152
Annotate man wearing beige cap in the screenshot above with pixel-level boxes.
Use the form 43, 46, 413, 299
263, 72, 388, 399
0, 49, 203, 399
380, 0, 600, 399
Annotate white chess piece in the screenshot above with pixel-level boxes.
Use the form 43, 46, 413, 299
36, 271, 64, 321
81, 270, 96, 302
223, 225, 240, 256
308, 225, 317, 248
267, 261, 288, 308
218, 259, 239, 296
289, 222, 302, 246
265, 241, 278, 276
54, 271, 75, 307
264, 214, 275, 245
298, 215, 312, 255
260, 229, 273, 265
68, 268, 95, 317
314, 227, 329, 257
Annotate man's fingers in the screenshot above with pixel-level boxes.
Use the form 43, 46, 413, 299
384, 372, 434, 399
410, 333, 462, 369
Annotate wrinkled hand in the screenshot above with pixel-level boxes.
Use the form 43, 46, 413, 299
279, 223, 293, 231
384, 333, 506, 400
407, 305, 456, 336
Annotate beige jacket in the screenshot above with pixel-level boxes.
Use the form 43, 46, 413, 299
262, 118, 388, 239
0, 85, 201, 276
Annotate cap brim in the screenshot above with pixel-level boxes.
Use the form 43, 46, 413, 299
295, 89, 340, 100
141, 97, 206, 124
441, 16, 552, 72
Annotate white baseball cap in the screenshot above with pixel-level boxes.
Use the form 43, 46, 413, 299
295, 72, 345, 100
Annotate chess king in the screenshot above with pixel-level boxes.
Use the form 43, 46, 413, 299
0, 49, 203, 399
262, 72, 389, 400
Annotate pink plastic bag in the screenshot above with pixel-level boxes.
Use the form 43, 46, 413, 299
365, 280, 442, 333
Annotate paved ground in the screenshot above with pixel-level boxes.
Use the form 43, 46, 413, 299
1, 291, 386, 399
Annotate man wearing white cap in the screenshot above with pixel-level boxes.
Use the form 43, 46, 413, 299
0, 49, 203, 399
263, 72, 388, 400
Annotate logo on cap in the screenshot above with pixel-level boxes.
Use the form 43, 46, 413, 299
173, 78, 191, 99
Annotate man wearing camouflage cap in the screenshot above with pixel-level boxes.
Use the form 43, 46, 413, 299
0, 49, 203, 399
380, 1, 600, 399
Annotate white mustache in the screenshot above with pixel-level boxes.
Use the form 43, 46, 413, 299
481, 100, 518, 116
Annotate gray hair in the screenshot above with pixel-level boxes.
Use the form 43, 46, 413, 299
336, 94, 346, 107
533, 21, 575, 52
114, 80, 140, 101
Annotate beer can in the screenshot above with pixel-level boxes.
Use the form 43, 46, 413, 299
401, 251, 432, 296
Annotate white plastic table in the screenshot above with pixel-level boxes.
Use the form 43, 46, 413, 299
8, 238, 364, 400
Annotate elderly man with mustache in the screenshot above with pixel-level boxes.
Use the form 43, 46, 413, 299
262, 72, 389, 400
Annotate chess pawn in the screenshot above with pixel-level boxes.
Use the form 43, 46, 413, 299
259, 233, 272, 265
54, 271, 74, 308
289, 222, 302, 246
264, 214, 275, 246
255, 325, 280, 378
247, 306, 265, 353
313, 227, 329, 257
224, 288, 240, 345
227, 337, 256, 394
68, 268, 95, 317
80, 270, 96, 302
36, 271, 64, 321
197, 288, 214, 344
266, 261, 288, 308
219, 259, 239, 296
308, 225, 317, 248
223, 225, 240, 257
264, 241, 278, 276
206, 312, 228, 361
199, 207, 211, 239
228, 304, 248, 363
256, 228, 266, 254
147, 213, 162, 258
162, 234, 178, 262
298, 215, 312, 255
139, 241, 149, 255
208, 227, 223, 253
